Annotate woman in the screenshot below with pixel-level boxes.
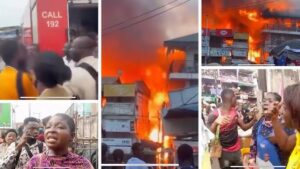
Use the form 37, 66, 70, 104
34, 52, 73, 99
0, 129, 17, 159
267, 84, 300, 169
279, 84, 300, 168
24, 114, 94, 169
249, 92, 295, 167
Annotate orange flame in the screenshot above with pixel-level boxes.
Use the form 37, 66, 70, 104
203, 0, 296, 63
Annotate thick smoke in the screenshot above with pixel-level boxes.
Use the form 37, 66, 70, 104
102, 0, 198, 83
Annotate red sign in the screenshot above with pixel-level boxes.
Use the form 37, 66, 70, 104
216, 29, 233, 37
37, 0, 68, 56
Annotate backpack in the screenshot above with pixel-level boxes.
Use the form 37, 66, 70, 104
15, 142, 44, 166
77, 63, 98, 99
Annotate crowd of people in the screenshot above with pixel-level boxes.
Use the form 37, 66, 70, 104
202, 85, 300, 169
102, 142, 195, 169
0, 114, 95, 169
0, 33, 98, 100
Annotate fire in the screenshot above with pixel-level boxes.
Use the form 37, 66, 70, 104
203, 0, 296, 63
239, 10, 259, 22
149, 128, 160, 142
224, 39, 233, 46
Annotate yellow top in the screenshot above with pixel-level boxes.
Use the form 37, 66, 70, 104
287, 132, 300, 169
0, 67, 38, 99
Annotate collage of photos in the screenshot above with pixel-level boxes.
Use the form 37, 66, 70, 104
0, 0, 100, 169
1, 0, 300, 169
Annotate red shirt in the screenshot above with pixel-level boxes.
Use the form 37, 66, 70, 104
213, 108, 241, 152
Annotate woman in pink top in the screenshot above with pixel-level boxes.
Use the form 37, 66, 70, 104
24, 114, 94, 169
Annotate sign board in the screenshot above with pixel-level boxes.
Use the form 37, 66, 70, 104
103, 103, 135, 115
37, 0, 68, 56
209, 48, 231, 56
233, 49, 248, 57
234, 33, 249, 40
104, 84, 136, 97
233, 42, 249, 48
216, 29, 233, 37
103, 119, 134, 132
102, 138, 132, 146
0, 104, 11, 128
202, 36, 210, 47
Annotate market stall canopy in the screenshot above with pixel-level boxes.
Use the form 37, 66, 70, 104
270, 39, 300, 57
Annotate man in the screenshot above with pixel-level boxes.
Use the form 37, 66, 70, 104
177, 144, 195, 169
207, 89, 257, 169
126, 143, 147, 169
64, 36, 98, 99
0, 117, 47, 169
249, 92, 295, 167
0, 39, 38, 99
63, 43, 75, 68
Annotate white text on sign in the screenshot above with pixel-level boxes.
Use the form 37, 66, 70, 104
42, 11, 63, 28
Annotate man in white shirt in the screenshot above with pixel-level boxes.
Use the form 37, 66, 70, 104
126, 143, 148, 169
62, 43, 75, 68
64, 36, 98, 99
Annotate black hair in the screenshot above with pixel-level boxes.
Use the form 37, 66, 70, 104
34, 52, 71, 88
42, 116, 51, 126
52, 113, 75, 134
112, 149, 124, 162
102, 143, 108, 163
177, 144, 194, 167
0, 39, 19, 64
23, 117, 40, 126
17, 125, 24, 136
221, 88, 234, 102
2, 129, 17, 141
132, 142, 142, 153
267, 92, 282, 102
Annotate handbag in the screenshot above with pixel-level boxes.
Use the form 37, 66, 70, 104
209, 109, 223, 158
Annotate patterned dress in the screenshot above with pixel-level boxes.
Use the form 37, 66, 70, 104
24, 151, 94, 169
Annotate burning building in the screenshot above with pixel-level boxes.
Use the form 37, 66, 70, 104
162, 33, 199, 166
202, 0, 300, 65
102, 78, 157, 162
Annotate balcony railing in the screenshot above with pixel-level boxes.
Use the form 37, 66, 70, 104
264, 23, 300, 33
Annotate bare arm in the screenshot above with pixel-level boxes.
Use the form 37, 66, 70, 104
238, 117, 256, 131
271, 118, 296, 152
207, 114, 230, 134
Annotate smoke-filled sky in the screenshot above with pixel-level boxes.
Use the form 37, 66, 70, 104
102, 0, 198, 80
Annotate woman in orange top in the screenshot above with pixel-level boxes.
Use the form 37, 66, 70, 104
0, 39, 38, 99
